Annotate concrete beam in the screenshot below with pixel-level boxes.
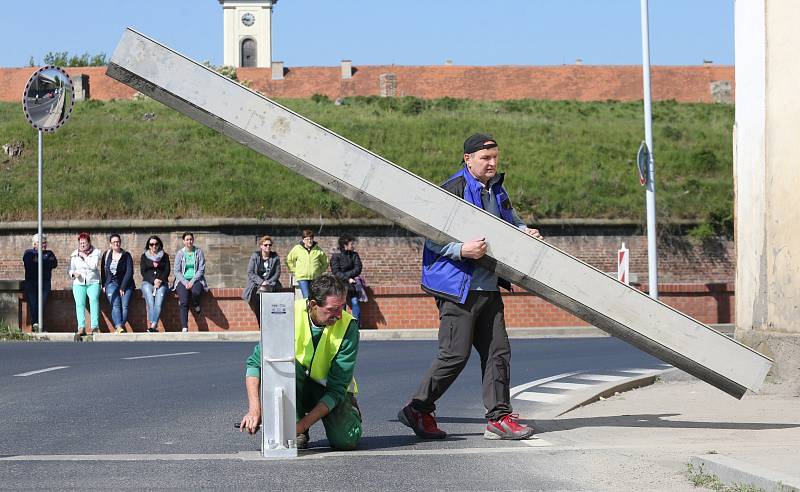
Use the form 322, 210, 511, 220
107, 28, 771, 399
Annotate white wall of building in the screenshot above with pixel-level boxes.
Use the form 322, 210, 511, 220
735, 0, 800, 387
219, 0, 275, 68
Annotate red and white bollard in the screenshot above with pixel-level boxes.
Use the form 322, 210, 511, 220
617, 242, 630, 285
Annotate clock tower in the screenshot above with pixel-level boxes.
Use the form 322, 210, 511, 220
218, 0, 278, 68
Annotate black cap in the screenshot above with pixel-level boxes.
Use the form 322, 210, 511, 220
463, 133, 497, 155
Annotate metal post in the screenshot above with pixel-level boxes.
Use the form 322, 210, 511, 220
259, 292, 297, 458
640, 0, 659, 299
36, 129, 43, 333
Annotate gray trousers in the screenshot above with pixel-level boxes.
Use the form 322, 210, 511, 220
411, 291, 512, 421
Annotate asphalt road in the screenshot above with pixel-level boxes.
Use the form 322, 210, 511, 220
0, 338, 667, 490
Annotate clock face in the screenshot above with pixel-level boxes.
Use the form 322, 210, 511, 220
242, 12, 255, 26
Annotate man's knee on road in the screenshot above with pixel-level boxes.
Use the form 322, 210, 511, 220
327, 423, 362, 451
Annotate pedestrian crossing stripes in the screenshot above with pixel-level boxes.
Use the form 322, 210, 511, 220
511, 365, 671, 406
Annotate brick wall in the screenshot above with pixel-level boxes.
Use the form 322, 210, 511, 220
3, 220, 735, 331
0, 65, 734, 103
17, 282, 734, 333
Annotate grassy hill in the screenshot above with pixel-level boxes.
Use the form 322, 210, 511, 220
0, 96, 734, 229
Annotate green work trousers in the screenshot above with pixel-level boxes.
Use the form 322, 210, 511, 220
297, 373, 362, 450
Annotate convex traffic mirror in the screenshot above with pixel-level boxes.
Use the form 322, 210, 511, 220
22, 66, 75, 132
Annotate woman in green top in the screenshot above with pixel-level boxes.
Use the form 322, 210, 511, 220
173, 232, 208, 332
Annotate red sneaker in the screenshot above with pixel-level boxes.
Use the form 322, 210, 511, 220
398, 404, 447, 439
484, 413, 534, 440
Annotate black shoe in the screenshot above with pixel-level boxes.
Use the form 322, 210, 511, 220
397, 404, 447, 439
73, 331, 85, 342
296, 431, 309, 450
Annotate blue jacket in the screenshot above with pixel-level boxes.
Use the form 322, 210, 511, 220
420, 165, 522, 303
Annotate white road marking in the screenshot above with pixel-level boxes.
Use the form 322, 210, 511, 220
0, 443, 555, 462
617, 368, 667, 375
123, 352, 199, 360
519, 437, 551, 447
515, 392, 568, 403
13, 366, 69, 377
539, 381, 593, 390
572, 374, 629, 382
510, 371, 582, 398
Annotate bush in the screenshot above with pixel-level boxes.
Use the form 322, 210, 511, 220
311, 93, 330, 104
661, 126, 683, 141
400, 96, 426, 115
690, 149, 720, 172
432, 97, 463, 111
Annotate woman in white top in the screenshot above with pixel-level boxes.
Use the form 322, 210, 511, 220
68, 232, 102, 337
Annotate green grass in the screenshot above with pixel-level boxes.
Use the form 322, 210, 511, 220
0, 323, 39, 341
686, 463, 765, 492
0, 96, 734, 224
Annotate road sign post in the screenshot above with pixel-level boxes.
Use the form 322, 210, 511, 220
21, 66, 75, 333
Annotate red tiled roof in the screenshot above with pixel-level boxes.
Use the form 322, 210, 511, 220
0, 64, 733, 103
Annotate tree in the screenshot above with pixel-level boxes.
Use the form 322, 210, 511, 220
41, 51, 107, 67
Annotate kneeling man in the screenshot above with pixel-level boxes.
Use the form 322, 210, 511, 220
240, 274, 362, 450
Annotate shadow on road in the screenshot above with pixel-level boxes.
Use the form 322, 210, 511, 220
535, 413, 800, 433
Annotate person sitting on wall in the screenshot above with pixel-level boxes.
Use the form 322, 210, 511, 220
22, 233, 58, 332
173, 232, 208, 333
241, 234, 282, 323
101, 234, 135, 334
69, 232, 103, 338
330, 235, 364, 325
239, 274, 362, 451
286, 229, 328, 299
140, 235, 170, 333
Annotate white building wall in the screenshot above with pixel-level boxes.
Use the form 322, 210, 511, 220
219, 0, 275, 68
735, 0, 800, 387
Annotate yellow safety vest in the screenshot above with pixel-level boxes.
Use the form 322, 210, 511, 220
294, 300, 358, 394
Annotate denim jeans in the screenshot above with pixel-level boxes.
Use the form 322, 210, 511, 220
105, 281, 133, 328
141, 281, 168, 326
298, 280, 311, 299
23, 281, 50, 326
348, 295, 361, 323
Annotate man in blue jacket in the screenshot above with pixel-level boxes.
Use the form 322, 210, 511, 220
398, 133, 542, 441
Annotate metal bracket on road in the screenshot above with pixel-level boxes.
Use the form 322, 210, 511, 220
259, 292, 297, 458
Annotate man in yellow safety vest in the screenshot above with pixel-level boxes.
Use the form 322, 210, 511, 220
239, 274, 361, 450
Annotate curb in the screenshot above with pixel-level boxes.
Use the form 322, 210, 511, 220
689, 455, 800, 492
24, 324, 734, 342
30, 327, 612, 342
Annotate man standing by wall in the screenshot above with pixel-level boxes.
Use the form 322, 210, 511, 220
398, 133, 541, 441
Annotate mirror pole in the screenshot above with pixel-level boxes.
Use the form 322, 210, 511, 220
37, 129, 43, 333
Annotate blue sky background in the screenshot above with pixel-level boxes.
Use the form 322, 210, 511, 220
2, 1, 733, 68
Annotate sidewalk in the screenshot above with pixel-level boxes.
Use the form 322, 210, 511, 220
539, 370, 800, 491
29, 324, 735, 342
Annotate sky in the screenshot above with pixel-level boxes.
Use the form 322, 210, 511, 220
1, 1, 734, 68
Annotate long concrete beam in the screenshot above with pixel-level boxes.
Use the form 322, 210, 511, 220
107, 28, 771, 399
